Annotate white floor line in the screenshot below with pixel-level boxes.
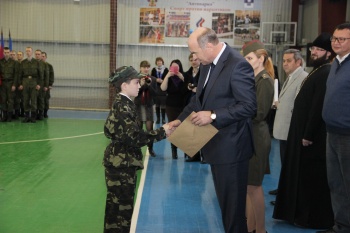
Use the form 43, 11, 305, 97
0, 132, 103, 145
130, 150, 150, 233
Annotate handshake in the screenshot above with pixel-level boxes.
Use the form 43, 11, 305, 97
162, 120, 181, 137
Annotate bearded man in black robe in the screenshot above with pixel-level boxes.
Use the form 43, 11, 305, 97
273, 33, 335, 229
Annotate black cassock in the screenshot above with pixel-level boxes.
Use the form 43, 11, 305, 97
273, 63, 334, 229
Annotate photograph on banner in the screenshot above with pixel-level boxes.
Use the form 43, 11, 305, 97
212, 13, 235, 39
139, 26, 165, 43
165, 11, 190, 38
234, 10, 261, 46
139, 8, 165, 44
140, 8, 165, 26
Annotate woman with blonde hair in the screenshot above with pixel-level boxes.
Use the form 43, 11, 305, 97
242, 40, 274, 233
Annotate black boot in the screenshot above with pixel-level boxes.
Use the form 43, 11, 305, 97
20, 108, 24, 117
1, 111, 8, 122
148, 143, 156, 157
161, 109, 166, 124
155, 107, 160, 124
7, 112, 12, 122
37, 110, 44, 120
14, 110, 20, 120
171, 144, 178, 159
30, 111, 37, 123
22, 112, 31, 123
44, 109, 48, 118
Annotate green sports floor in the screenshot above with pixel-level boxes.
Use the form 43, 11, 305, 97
0, 115, 109, 233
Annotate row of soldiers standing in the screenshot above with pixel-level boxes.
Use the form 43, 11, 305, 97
0, 46, 54, 123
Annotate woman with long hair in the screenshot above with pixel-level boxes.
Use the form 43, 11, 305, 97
242, 40, 274, 233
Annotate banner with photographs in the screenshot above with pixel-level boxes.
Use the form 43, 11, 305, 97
138, 0, 261, 46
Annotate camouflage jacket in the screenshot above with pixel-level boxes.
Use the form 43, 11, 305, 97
103, 94, 166, 169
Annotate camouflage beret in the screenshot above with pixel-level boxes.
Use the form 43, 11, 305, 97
242, 40, 265, 57
109, 66, 142, 87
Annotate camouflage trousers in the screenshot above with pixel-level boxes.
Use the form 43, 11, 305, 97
104, 167, 138, 233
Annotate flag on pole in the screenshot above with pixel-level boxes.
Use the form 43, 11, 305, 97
0, 28, 4, 59
9, 30, 12, 51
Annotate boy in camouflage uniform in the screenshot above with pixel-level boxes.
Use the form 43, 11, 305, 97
103, 66, 170, 233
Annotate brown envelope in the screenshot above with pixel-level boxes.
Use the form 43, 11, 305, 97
167, 112, 218, 157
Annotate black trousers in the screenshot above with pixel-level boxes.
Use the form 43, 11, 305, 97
211, 159, 249, 233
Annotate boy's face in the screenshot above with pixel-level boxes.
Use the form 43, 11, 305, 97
123, 79, 141, 97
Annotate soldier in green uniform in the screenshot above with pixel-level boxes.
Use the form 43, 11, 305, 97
34, 49, 49, 120
103, 66, 170, 233
18, 47, 44, 123
41, 51, 54, 118
16, 51, 24, 117
0, 47, 19, 122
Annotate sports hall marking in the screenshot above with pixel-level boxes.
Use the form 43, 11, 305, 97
130, 151, 150, 233
0, 132, 103, 145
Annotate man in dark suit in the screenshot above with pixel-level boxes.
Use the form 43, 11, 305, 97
168, 27, 257, 233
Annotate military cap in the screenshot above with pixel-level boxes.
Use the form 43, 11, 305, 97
312, 32, 332, 53
109, 66, 142, 87
242, 40, 265, 56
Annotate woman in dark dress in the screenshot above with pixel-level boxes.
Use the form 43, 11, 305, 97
151, 57, 169, 124
160, 59, 190, 159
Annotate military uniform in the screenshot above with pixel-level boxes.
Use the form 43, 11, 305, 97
103, 66, 168, 232
103, 93, 166, 233
19, 58, 43, 122
12, 59, 23, 118
36, 60, 49, 120
44, 62, 54, 117
0, 57, 19, 122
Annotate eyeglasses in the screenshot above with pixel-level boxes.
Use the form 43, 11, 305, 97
330, 36, 350, 43
309, 46, 325, 52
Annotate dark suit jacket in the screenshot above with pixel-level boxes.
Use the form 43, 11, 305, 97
178, 44, 257, 164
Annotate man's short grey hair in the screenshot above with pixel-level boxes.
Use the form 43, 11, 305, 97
284, 49, 303, 66
197, 28, 219, 48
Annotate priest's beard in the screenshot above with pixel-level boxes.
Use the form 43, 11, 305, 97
308, 52, 329, 67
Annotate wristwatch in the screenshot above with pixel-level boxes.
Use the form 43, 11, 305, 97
210, 110, 216, 121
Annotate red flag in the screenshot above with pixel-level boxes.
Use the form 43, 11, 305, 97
0, 29, 4, 59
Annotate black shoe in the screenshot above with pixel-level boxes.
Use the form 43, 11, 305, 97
162, 119, 166, 124
316, 227, 336, 233
270, 201, 276, 205
44, 110, 48, 118
269, 189, 278, 195
186, 154, 201, 162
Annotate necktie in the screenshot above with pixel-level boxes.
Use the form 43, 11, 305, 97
200, 63, 215, 103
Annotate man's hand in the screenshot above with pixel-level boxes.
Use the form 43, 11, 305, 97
162, 123, 172, 137
191, 111, 212, 126
168, 119, 181, 131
